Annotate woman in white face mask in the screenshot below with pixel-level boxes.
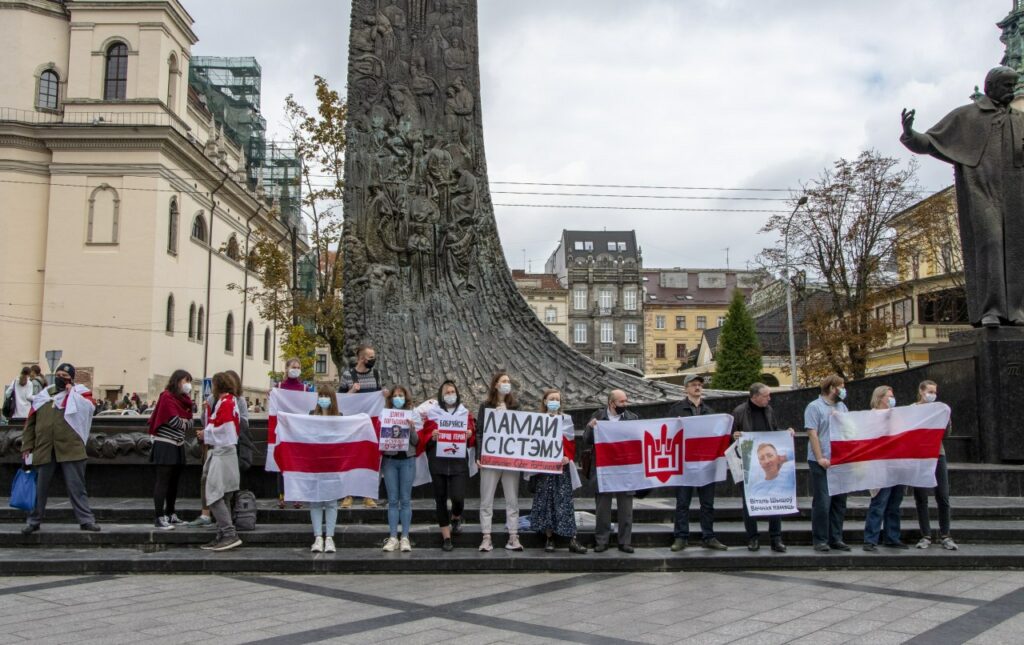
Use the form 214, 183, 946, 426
475, 372, 523, 552
420, 380, 476, 551
863, 386, 907, 552
275, 358, 306, 509
530, 389, 588, 554
148, 369, 195, 530
306, 385, 341, 553
912, 380, 957, 550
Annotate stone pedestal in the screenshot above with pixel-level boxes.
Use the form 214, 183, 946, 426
930, 327, 1024, 463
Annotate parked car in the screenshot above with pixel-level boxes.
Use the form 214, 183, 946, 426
96, 409, 140, 417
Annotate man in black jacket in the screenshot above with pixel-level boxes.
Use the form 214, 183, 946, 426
583, 389, 637, 553
670, 375, 727, 551
732, 383, 791, 553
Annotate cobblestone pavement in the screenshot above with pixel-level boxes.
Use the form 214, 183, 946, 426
0, 570, 1021, 644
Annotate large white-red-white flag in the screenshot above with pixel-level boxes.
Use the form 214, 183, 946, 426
827, 402, 951, 496
594, 415, 733, 492
30, 385, 94, 445
274, 411, 381, 502
266, 389, 384, 471
680, 414, 733, 487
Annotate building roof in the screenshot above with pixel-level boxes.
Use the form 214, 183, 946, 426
511, 270, 565, 291
703, 290, 833, 356
561, 230, 639, 259
642, 268, 761, 307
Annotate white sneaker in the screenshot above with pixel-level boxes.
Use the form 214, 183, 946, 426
324, 537, 336, 553
311, 536, 324, 553
479, 535, 493, 552
382, 536, 399, 552
941, 536, 959, 551
399, 536, 412, 552
506, 534, 523, 551
915, 536, 932, 549
155, 516, 174, 530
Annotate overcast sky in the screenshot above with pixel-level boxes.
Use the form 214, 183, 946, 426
184, 0, 1011, 273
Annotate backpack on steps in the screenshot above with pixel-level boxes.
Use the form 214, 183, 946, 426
232, 490, 257, 531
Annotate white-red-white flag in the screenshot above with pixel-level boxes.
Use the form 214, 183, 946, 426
680, 414, 733, 487
30, 385, 94, 445
274, 411, 381, 502
267, 389, 385, 471
827, 402, 950, 496
595, 418, 686, 492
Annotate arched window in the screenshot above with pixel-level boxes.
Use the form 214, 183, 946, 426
165, 294, 175, 334
87, 184, 120, 244
263, 328, 271, 361
188, 303, 196, 340
37, 70, 59, 110
166, 52, 179, 111
191, 213, 207, 243
196, 306, 205, 341
226, 234, 240, 261
245, 321, 254, 358
167, 198, 179, 254
225, 313, 234, 353
103, 42, 128, 100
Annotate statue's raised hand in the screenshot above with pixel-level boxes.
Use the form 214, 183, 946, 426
901, 108, 916, 136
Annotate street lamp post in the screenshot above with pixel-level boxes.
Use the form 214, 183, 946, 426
784, 196, 808, 389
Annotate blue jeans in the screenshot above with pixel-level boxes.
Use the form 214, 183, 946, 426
674, 483, 715, 540
864, 486, 903, 545
309, 501, 338, 537
382, 456, 415, 537
809, 461, 847, 546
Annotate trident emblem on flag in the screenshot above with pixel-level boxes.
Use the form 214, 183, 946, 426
643, 423, 683, 482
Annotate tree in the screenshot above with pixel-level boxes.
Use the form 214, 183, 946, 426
237, 76, 348, 377
713, 290, 763, 391
760, 150, 920, 380
271, 325, 316, 382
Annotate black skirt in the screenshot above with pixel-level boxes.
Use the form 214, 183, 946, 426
150, 441, 187, 466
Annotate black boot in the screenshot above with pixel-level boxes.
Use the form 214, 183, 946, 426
568, 538, 588, 554
544, 536, 555, 552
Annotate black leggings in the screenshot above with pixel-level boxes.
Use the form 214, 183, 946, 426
432, 472, 467, 527
153, 464, 183, 517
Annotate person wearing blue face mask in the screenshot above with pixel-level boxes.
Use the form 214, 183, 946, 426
307, 386, 341, 553
380, 385, 420, 553
863, 386, 909, 551
804, 374, 851, 553
530, 389, 587, 554
912, 380, 957, 550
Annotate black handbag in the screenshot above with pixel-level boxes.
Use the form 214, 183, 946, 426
2, 387, 15, 419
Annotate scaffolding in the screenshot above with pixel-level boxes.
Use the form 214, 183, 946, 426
188, 56, 302, 225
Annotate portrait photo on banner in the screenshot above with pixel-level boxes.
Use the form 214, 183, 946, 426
740, 431, 798, 516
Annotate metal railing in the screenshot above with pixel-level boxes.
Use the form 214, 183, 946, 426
0, 106, 185, 133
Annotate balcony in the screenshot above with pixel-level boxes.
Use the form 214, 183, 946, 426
0, 106, 189, 136
883, 323, 971, 348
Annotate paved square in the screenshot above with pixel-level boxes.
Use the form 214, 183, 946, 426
0, 570, 1020, 643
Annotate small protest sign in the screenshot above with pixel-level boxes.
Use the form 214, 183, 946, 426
434, 414, 468, 459
740, 431, 798, 516
479, 409, 565, 473
379, 408, 414, 452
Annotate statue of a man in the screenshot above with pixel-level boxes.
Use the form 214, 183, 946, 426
901, 66, 1024, 328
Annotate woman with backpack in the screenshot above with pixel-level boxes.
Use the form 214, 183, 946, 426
475, 372, 523, 552
307, 385, 341, 553
419, 380, 475, 551
196, 372, 242, 551
147, 369, 194, 530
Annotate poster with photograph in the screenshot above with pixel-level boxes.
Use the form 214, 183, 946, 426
740, 431, 798, 516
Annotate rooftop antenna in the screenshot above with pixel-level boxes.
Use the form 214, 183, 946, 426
723, 247, 730, 269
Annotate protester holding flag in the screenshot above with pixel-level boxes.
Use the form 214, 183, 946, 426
419, 380, 476, 551
805, 374, 851, 553
195, 372, 242, 551
20, 363, 100, 534
731, 383, 791, 553
381, 386, 419, 553
531, 389, 588, 554
148, 369, 194, 530
668, 375, 728, 552
862, 386, 909, 551
338, 345, 382, 509
306, 385, 342, 553
912, 380, 957, 550
276, 358, 306, 510
584, 389, 638, 553
475, 372, 523, 552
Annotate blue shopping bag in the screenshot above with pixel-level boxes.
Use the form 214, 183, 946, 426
9, 468, 36, 512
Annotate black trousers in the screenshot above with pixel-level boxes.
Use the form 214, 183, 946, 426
432, 472, 467, 528
153, 464, 183, 517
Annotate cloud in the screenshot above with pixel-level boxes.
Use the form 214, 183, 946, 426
182, 0, 1011, 271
